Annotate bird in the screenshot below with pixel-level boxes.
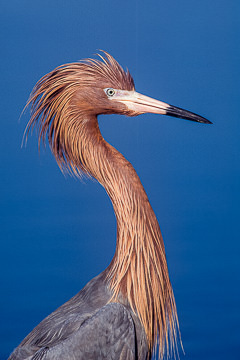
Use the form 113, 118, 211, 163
8, 51, 211, 360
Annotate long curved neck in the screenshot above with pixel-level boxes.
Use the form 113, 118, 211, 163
72, 115, 178, 356
26, 58, 179, 357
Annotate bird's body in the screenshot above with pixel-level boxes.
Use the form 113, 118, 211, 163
10, 273, 148, 359
8, 52, 210, 360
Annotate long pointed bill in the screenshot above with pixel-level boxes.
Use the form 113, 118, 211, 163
116, 91, 212, 124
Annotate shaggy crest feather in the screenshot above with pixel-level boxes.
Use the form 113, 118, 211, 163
25, 51, 181, 359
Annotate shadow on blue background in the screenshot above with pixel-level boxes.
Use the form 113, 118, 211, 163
0, 1, 239, 358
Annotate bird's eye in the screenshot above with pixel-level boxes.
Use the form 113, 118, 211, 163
106, 88, 115, 97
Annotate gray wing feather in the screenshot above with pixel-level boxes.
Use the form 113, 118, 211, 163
10, 303, 136, 360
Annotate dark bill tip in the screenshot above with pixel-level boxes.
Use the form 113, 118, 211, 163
166, 105, 212, 124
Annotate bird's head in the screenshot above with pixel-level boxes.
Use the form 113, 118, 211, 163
25, 51, 211, 174
66, 50, 211, 123
29, 51, 210, 123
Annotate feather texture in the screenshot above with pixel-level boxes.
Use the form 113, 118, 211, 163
24, 51, 180, 359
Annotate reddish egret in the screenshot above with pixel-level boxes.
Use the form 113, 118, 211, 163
9, 52, 211, 360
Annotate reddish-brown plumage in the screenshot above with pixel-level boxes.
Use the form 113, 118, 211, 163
25, 51, 180, 359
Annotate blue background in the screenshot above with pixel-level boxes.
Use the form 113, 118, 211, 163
1, 1, 239, 359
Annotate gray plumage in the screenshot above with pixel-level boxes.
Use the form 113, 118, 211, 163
8, 273, 148, 360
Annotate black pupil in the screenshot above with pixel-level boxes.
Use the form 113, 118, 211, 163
107, 89, 114, 96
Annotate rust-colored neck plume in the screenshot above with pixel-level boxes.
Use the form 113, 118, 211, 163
25, 52, 180, 359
